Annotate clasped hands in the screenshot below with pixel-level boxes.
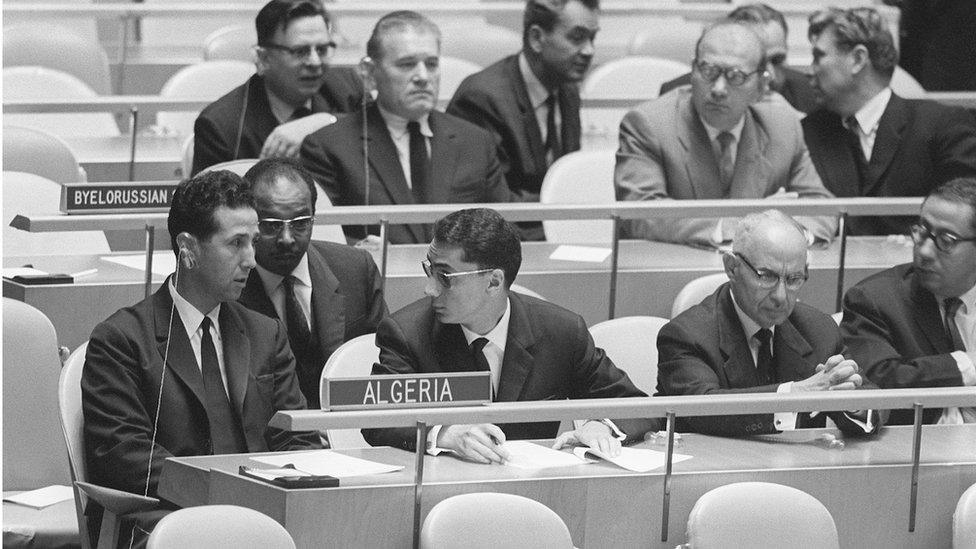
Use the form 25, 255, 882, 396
436, 420, 621, 465
794, 354, 863, 392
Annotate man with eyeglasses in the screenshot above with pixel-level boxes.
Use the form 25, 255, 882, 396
615, 19, 835, 249
192, 0, 364, 175
802, 7, 976, 236
238, 158, 387, 407
657, 210, 882, 437
841, 178, 976, 425
363, 208, 659, 462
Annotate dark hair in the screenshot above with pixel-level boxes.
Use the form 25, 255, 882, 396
694, 19, 767, 74
728, 3, 788, 38
256, 0, 330, 47
244, 157, 318, 214
433, 208, 522, 288
808, 7, 897, 79
168, 171, 255, 256
522, 0, 600, 48
365, 10, 440, 62
927, 177, 976, 234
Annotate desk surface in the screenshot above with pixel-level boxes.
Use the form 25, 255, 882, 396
160, 424, 976, 549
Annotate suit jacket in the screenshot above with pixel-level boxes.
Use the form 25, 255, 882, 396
657, 283, 881, 437
363, 292, 658, 450
82, 284, 319, 498
660, 67, 820, 114
802, 94, 976, 235
191, 69, 364, 175
238, 241, 387, 407
615, 88, 836, 247
840, 263, 967, 424
300, 103, 513, 244
446, 54, 582, 197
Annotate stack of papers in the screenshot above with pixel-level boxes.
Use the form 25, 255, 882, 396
3, 486, 74, 509
498, 441, 694, 473
253, 450, 403, 479
573, 447, 693, 473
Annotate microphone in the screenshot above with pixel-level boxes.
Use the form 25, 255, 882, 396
360, 57, 372, 239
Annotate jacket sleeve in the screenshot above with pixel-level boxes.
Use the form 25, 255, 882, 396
361, 316, 423, 451
191, 114, 232, 177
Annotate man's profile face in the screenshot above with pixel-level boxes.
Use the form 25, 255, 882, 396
370, 28, 440, 121
423, 241, 493, 329
530, 0, 599, 85
809, 27, 856, 112
913, 197, 976, 298
259, 15, 331, 106
691, 25, 765, 131
194, 206, 259, 303
253, 176, 314, 277
726, 231, 807, 329
760, 21, 788, 92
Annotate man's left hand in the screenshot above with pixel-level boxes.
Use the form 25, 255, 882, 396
261, 113, 337, 159
551, 420, 621, 457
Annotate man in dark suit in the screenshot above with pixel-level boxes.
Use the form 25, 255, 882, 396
301, 11, 512, 244
657, 210, 881, 437
82, 171, 319, 544
238, 158, 387, 407
659, 3, 818, 114
841, 178, 976, 425
192, 0, 364, 175
802, 7, 976, 236
363, 208, 658, 462
446, 0, 598, 239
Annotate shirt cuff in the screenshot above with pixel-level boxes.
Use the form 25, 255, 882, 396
425, 425, 449, 456
774, 382, 798, 431
951, 351, 976, 386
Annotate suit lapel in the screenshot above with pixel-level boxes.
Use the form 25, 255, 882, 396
863, 94, 908, 195
909, 270, 953, 352
363, 105, 426, 242
773, 318, 815, 382
681, 97, 722, 198
729, 110, 770, 198
247, 76, 281, 153
239, 270, 277, 319
716, 285, 761, 388
152, 285, 207, 408
427, 112, 460, 202
558, 83, 581, 153
307, 244, 345, 355
497, 294, 536, 402
218, 305, 251, 415
507, 58, 547, 174
805, 112, 860, 197
432, 321, 476, 374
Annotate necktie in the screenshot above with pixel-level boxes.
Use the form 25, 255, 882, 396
407, 120, 428, 203
844, 116, 869, 187
199, 317, 246, 454
944, 297, 966, 352
545, 92, 562, 164
283, 276, 311, 361
471, 337, 492, 399
717, 131, 735, 192
290, 105, 313, 121
755, 328, 775, 385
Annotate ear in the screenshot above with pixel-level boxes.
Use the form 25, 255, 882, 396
527, 25, 545, 54
722, 252, 737, 280
486, 269, 506, 294
849, 44, 870, 75
254, 46, 271, 76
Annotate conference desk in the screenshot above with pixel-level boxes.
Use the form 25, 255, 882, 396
2, 237, 912, 350
158, 424, 976, 549
66, 135, 186, 182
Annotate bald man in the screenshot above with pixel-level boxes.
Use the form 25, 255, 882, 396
656, 210, 882, 437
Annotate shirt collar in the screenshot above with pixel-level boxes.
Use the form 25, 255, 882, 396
168, 278, 220, 339
377, 104, 432, 140
849, 87, 892, 136
518, 52, 553, 110
700, 114, 746, 144
255, 253, 312, 296
460, 297, 511, 353
952, 281, 976, 314
265, 85, 313, 125
729, 287, 773, 342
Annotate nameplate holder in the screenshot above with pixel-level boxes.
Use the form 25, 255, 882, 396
60, 182, 177, 214
323, 372, 491, 411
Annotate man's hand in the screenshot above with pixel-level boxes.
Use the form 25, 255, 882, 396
794, 354, 863, 392
551, 420, 621, 457
260, 113, 337, 159
437, 424, 510, 464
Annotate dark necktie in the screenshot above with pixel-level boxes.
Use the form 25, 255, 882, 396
844, 116, 869, 187
717, 131, 735, 193
199, 317, 246, 454
755, 328, 775, 385
471, 337, 492, 399
545, 92, 562, 164
407, 120, 429, 203
944, 297, 966, 352
290, 105, 313, 121
283, 275, 311, 360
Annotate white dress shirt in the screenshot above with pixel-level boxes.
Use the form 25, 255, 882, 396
168, 280, 229, 397
377, 105, 432, 189
845, 87, 892, 162
518, 53, 561, 162
254, 253, 314, 329
938, 282, 976, 424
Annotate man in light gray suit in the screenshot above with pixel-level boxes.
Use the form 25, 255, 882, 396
615, 20, 835, 249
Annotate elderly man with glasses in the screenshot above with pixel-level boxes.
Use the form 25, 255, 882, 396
841, 178, 976, 425
656, 209, 882, 437
363, 208, 659, 463
615, 19, 835, 249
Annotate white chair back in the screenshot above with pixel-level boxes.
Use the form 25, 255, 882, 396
626, 19, 703, 64
59, 342, 91, 544
510, 284, 546, 301
955, 482, 976, 549
203, 25, 254, 61
420, 492, 573, 549
147, 505, 295, 549
157, 60, 255, 138
3, 126, 85, 184
539, 149, 617, 244
582, 56, 689, 100
891, 66, 927, 98
671, 273, 728, 318
589, 316, 669, 395
3, 23, 112, 94
318, 334, 379, 448
440, 23, 520, 69
3, 66, 121, 138
438, 56, 483, 100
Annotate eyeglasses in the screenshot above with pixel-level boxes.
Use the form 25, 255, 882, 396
258, 215, 314, 237
693, 60, 762, 87
733, 252, 808, 290
910, 222, 976, 253
421, 259, 492, 289
261, 41, 336, 60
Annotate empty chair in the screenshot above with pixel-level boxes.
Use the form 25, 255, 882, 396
438, 56, 483, 101
582, 56, 689, 100
420, 492, 573, 549
539, 149, 616, 244
626, 19, 704, 64
440, 23, 520, 68
685, 482, 839, 549
510, 284, 546, 301
3, 67, 121, 138
203, 24, 254, 62
146, 505, 295, 549
318, 334, 379, 448
891, 65, 927, 98
3, 23, 112, 95
956, 482, 976, 549
3, 126, 85, 184
199, 158, 260, 177
589, 316, 669, 395
671, 273, 728, 318
156, 60, 255, 137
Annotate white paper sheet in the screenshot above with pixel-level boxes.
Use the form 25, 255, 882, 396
2, 267, 50, 278
573, 447, 692, 473
100, 253, 175, 276
549, 245, 612, 263
3, 485, 74, 509
252, 450, 403, 479
503, 441, 592, 469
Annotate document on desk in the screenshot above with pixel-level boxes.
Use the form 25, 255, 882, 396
503, 441, 592, 469
101, 253, 175, 276
253, 450, 403, 479
3, 485, 74, 509
572, 447, 693, 473
549, 245, 612, 263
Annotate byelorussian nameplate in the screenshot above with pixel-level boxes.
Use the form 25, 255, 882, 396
323, 372, 491, 410
60, 182, 177, 214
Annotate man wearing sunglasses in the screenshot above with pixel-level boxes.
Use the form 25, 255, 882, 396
363, 208, 658, 463
841, 178, 976, 425
238, 158, 387, 408
657, 210, 881, 437
615, 19, 835, 249
193, 0, 364, 175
